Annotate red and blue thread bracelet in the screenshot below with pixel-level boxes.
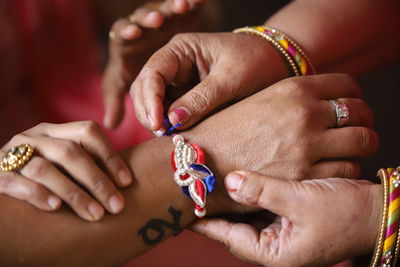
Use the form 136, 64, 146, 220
171, 134, 216, 218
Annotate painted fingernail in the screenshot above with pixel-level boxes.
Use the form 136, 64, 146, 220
118, 169, 132, 186
225, 173, 244, 192
169, 107, 190, 126
109, 194, 124, 214
88, 202, 104, 220
47, 196, 61, 210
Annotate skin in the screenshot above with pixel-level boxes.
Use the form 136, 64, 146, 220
130, 0, 400, 133
102, 0, 219, 129
0, 75, 377, 265
193, 170, 382, 267
0, 121, 133, 221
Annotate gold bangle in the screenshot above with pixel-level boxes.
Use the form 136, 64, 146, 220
370, 168, 390, 267
233, 27, 300, 76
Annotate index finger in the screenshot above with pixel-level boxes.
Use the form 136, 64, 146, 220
130, 34, 197, 131
38, 121, 133, 188
284, 73, 362, 100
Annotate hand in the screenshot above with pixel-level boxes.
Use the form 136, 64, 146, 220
184, 74, 377, 184
102, 0, 210, 129
193, 170, 381, 266
131, 31, 288, 133
0, 121, 132, 221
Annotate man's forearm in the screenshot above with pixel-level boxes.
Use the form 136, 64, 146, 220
266, 0, 400, 76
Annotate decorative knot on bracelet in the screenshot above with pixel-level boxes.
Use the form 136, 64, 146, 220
171, 134, 216, 218
162, 118, 181, 136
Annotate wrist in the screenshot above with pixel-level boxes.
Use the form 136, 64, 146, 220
367, 184, 384, 254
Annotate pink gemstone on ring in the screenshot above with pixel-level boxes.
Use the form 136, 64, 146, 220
337, 103, 349, 119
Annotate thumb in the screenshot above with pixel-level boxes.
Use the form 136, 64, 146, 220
224, 171, 298, 217
167, 73, 241, 129
191, 218, 265, 266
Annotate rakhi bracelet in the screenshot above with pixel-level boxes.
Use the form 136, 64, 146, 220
233, 26, 316, 76
371, 168, 390, 267
379, 168, 400, 266
171, 135, 216, 218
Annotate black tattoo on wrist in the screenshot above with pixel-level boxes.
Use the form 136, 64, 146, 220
138, 206, 182, 245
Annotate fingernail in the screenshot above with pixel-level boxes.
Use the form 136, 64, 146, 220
169, 107, 190, 126
109, 194, 124, 214
153, 130, 164, 137
225, 173, 244, 192
121, 24, 138, 39
47, 196, 61, 210
118, 169, 132, 186
88, 202, 104, 220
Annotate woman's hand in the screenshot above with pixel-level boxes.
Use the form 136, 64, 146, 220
0, 121, 132, 221
193, 171, 381, 266
102, 0, 212, 129
131, 31, 288, 133
184, 74, 377, 184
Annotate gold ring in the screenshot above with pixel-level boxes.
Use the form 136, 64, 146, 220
1, 144, 34, 172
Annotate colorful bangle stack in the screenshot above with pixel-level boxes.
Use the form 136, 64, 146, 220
372, 167, 400, 267
171, 134, 216, 218
233, 26, 316, 76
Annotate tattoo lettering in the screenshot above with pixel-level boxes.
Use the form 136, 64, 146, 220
138, 206, 182, 245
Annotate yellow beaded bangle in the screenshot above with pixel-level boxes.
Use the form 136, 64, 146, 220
233, 27, 301, 76
262, 26, 316, 75
371, 168, 390, 267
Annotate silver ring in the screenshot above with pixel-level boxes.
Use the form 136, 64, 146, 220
329, 100, 349, 127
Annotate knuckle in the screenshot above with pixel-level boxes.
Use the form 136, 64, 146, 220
342, 162, 361, 179
186, 90, 212, 114
58, 140, 80, 159
0, 173, 15, 193
89, 176, 114, 195
65, 190, 87, 206
23, 158, 50, 178
79, 120, 101, 137
25, 183, 44, 199
170, 33, 187, 42
279, 77, 307, 97
337, 73, 361, 96
354, 127, 377, 155
36, 122, 49, 129
9, 133, 28, 145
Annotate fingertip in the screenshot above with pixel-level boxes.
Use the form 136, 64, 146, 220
103, 114, 116, 130
88, 202, 105, 221
47, 195, 62, 210
118, 168, 132, 187
168, 107, 190, 127
225, 172, 245, 193
172, 0, 190, 14
143, 11, 164, 28
109, 194, 125, 214
120, 24, 142, 40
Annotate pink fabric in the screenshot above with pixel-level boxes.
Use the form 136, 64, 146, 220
11, 0, 151, 149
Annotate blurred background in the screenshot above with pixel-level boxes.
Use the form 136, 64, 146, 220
1, 0, 399, 266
